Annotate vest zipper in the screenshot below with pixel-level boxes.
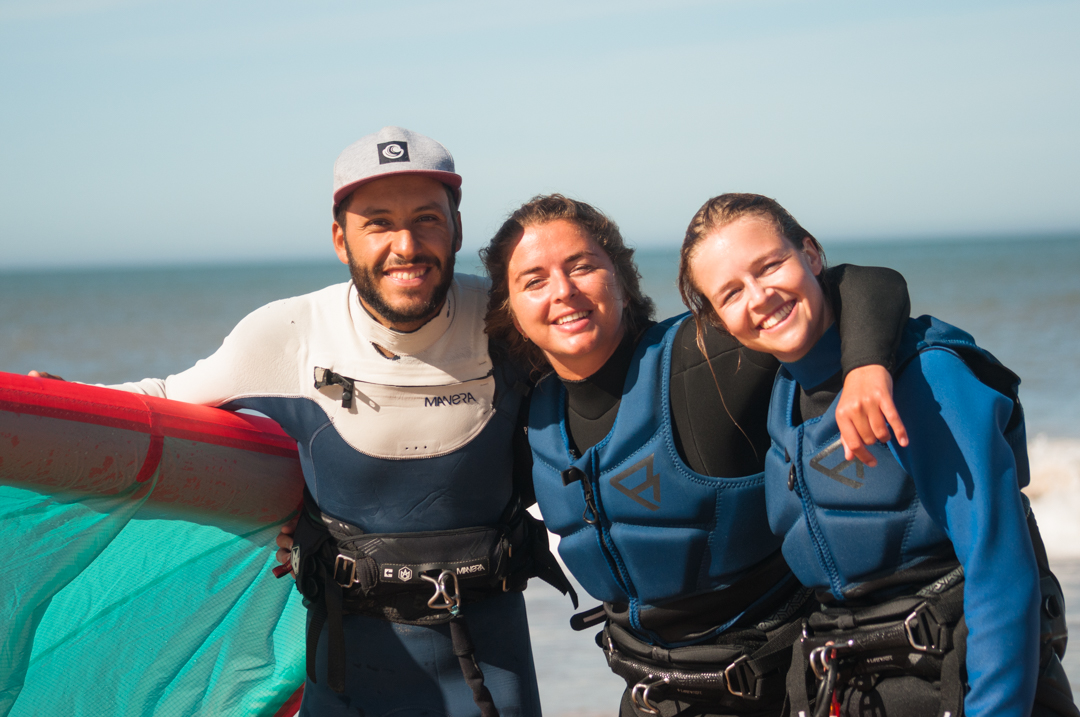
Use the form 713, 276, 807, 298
794, 424, 846, 600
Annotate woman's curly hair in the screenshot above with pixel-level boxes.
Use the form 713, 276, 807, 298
480, 194, 655, 378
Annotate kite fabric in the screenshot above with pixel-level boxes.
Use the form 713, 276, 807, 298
0, 373, 307, 717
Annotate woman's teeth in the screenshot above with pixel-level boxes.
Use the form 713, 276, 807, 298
760, 301, 794, 330
555, 311, 589, 325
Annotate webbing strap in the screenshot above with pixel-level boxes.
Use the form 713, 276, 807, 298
305, 600, 326, 687
603, 617, 803, 705
787, 636, 813, 717
324, 570, 346, 693
449, 615, 500, 717
302, 563, 348, 693
936, 615, 966, 717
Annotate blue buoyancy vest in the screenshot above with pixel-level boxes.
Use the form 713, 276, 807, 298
765, 315, 1029, 601
529, 315, 782, 616
233, 359, 524, 533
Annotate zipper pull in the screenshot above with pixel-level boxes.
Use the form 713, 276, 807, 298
580, 478, 600, 526
561, 467, 599, 525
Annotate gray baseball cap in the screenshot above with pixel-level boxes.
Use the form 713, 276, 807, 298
333, 126, 462, 210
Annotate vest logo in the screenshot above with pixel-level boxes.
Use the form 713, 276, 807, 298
610, 454, 661, 511
378, 141, 410, 164
424, 392, 478, 407
382, 567, 394, 579
398, 566, 413, 581
456, 563, 486, 576
810, 439, 865, 489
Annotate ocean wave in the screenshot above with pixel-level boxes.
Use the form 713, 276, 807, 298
1025, 435, 1080, 559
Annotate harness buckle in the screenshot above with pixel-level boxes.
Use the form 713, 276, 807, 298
422, 569, 461, 615
630, 675, 669, 715
809, 643, 832, 681
904, 604, 945, 653
724, 654, 758, 699
333, 554, 357, 587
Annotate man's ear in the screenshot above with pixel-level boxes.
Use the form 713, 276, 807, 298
453, 211, 463, 253
332, 220, 349, 266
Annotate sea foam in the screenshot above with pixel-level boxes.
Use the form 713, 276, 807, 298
1025, 435, 1080, 559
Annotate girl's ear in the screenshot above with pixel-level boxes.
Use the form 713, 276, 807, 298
801, 236, 824, 275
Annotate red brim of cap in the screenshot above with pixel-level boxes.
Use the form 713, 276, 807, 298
333, 170, 463, 208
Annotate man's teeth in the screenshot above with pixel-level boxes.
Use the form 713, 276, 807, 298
555, 311, 589, 325
760, 302, 794, 330
387, 269, 425, 280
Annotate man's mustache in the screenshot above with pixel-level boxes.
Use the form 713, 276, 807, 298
379, 255, 442, 272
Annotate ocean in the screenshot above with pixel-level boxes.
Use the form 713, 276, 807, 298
2, 233, 1079, 714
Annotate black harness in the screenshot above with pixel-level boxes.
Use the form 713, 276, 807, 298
290, 488, 576, 717
576, 573, 815, 717
787, 504, 1079, 717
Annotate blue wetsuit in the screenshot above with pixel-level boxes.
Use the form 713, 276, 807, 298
767, 319, 1040, 717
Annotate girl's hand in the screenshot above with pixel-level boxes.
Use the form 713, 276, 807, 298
836, 365, 909, 466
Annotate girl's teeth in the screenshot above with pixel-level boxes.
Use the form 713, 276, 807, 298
761, 302, 794, 330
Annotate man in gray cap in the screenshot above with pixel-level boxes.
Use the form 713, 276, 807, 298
48, 127, 571, 716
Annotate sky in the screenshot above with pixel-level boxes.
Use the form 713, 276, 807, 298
1, 0, 1078, 270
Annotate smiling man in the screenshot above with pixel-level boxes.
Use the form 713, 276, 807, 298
93, 127, 570, 717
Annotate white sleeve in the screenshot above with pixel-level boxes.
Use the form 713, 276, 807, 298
104, 298, 302, 407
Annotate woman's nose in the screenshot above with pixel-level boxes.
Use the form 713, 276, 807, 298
744, 278, 768, 305
551, 271, 577, 300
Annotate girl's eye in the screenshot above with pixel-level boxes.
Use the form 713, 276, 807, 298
523, 277, 543, 290
571, 263, 594, 275
721, 288, 741, 306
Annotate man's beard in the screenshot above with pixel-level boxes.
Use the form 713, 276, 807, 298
347, 246, 456, 329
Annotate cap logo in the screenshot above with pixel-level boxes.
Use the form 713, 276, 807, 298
378, 141, 410, 164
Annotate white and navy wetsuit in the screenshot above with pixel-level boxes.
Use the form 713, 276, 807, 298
112, 274, 542, 717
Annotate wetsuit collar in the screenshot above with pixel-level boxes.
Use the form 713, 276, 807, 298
782, 323, 840, 389
349, 280, 455, 357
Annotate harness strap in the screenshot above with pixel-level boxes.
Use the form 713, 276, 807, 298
449, 615, 500, 717
937, 615, 966, 717
324, 569, 347, 693
603, 617, 804, 708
